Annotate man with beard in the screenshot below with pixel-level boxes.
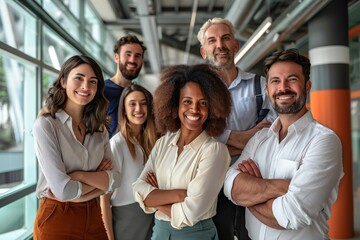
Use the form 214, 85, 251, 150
197, 18, 277, 239
104, 34, 146, 137
224, 49, 343, 240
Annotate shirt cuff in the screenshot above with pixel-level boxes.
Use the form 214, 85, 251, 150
272, 197, 289, 228
70, 181, 82, 200
133, 190, 158, 214
105, 170, 114, 194
171, 202, 186, 229
223, 167, 240, 205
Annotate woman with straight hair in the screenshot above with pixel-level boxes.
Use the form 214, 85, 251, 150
101, 83, 157, 240
33, 55, 121, 240
133, 64, 232, 240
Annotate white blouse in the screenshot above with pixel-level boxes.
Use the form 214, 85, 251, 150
109, 132, 146, 206
33, 110, 121, 201
133, 130, 230, 229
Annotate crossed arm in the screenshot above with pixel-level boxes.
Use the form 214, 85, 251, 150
48, 158, 113, 202
232, 159, 289, 229
143, 171, 187, 217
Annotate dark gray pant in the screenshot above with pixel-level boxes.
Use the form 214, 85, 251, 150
235, 205, 251, 240
212, 190, 251, 240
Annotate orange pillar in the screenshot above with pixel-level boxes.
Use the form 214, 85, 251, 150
310, 90, 354, 238
308, 0, 354, 238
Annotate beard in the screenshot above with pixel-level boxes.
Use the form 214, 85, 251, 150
119, 62, 142, 81
272, 88, 307, 114
207, 48, 234, 70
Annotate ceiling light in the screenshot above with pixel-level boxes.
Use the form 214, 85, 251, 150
235, 17, 272, 64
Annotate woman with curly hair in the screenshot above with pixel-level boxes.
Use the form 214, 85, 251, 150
33, 55, 121, 240
133, 64, 232, 240
101, 84, 157, 240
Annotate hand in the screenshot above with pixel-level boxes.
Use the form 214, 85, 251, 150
97, 158, 112, 171
238, 159, 262, 178
254, 121, 272, 131
228, 121, 272, 151
146, 171, 158, 188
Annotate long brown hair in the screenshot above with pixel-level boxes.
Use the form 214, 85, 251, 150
117, 84, 157, 163
41, 55, 108, 133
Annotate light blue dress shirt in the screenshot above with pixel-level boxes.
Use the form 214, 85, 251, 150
217, 69, 277, 144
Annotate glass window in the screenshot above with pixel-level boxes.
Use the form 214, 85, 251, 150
42, 25, 79, 70
62, 0, 80, 19
0, 51, 38, 194
105, 31, 116, 57
42, 0, 80, 42
0, 193, 37, 239
84, 2, 102, 44
84, 32, 102, 64
350, 36, 360, 196
0, 0, 37, 58
105, 55, 115, 73
42, 69, 58, 104
350, 37, 360, 87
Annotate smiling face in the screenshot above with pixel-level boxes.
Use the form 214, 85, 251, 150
200, 23, 239, 69
61, 63, 98, 109
178, 82, 208, 136
115, 43, 144, 80
266, 61, 311, 115
124, 90, 148, 127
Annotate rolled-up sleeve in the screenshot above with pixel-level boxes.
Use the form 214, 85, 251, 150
223, 166, 240, 204
272, 133, 343, 230
33, 117, 81, 201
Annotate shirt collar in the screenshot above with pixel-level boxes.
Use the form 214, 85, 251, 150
231, 68, 256, 87
269, 110, 314, 137
169, 130, 210, 151
56, 110, 71, 125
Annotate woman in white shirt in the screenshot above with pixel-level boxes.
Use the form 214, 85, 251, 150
100, 84, 157, 240
132, 64, 232, 240
32, 55, 121, 240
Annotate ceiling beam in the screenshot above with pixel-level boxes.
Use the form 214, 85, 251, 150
137, 0, 162, 73
237, 0, 332, 70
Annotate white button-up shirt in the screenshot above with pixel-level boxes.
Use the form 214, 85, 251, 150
33, 110, 121, 201
133, 130, 230, 229
224, 111, 343, 240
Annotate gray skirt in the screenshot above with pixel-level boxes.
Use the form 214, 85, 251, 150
112, 202, 154, 240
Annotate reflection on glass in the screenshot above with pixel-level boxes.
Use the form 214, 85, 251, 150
0, 53, 37, 194
42, 69, 58, 105
84, 2, 101, 43
0, 0, 37, 58
42, 26, 78, 68
85, 32, 101, 64
42, 0, 80, 42
0, 192, 37, 239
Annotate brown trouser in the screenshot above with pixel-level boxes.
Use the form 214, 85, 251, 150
33, 198, 107, 240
